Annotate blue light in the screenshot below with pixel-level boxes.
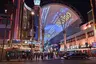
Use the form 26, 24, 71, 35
45, 25, 54, 30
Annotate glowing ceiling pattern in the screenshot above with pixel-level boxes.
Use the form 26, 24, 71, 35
41, 4, 80, 42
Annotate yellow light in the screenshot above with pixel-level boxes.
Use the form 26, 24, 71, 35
88, 24, 91, 28
84, 26, 87, 30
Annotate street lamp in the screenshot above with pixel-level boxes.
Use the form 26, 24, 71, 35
29, 11, 35, 55
5, 10, 7, 13
31, 11, 35, 15
59, 14, 67, 52
30, 11, 35, 42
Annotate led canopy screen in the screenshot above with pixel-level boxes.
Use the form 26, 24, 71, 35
41, 4, 80, 42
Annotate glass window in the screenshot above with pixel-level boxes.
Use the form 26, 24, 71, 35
88, 31, 94, 37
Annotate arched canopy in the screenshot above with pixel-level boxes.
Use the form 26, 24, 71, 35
41, 4, 82, 42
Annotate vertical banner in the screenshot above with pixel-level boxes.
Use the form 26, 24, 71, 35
34, 6, 40, 41
34, 14, 39, 40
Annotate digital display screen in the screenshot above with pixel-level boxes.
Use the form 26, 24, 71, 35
41, 4, 79, 42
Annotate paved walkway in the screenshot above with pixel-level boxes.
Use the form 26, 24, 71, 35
0, 59, 96, 64
1, 57, 96, 62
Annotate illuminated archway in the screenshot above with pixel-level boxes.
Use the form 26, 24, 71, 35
41, 4, 82, 43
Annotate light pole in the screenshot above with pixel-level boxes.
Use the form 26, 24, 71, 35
59, 13, 67, 52
42, 28, 44, 52
0, 9, 8, 61
29, 11, 35, 53
33, 0, 42, 52
30, 11, 35, 41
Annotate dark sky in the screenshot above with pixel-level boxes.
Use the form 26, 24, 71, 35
62, 0, 91, 23
0, 0, 13, 14
0, 0, 91, 23
0, 0, 6, 14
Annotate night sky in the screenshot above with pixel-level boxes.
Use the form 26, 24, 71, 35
0, 0, 6, 14
62, 0, 91, 23
0, 0, 91, 23
0, 0, 13, 14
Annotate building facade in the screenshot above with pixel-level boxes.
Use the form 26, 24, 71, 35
0, 0, 25, 44
60, 10, 96, 52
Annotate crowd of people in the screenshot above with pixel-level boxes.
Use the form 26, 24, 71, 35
6, 51, 64, 61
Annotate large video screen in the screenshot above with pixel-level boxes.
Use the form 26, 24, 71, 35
41, 4, 80, 42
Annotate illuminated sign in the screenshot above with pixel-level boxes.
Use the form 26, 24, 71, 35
41, 4, 80, 42
60, 12, 71, 22
56, 12, 72, 25
34, 0, 40, 5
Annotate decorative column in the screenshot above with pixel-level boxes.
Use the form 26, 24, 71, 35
75, 36, 78, 48
59, 15, 67, 51
37, 6, 41, 42
63, 30, 67, 51
33, 0, 41, 51
42, 29, 44, 51
31, 12, 34, 41
19, 1, 24, 42
85, 31, 89, 47
10, 8, 16, 47
33, 0, 41, 41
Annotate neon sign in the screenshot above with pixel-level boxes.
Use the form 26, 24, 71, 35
56, 12, 72, 25
60, 12, 71, 23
